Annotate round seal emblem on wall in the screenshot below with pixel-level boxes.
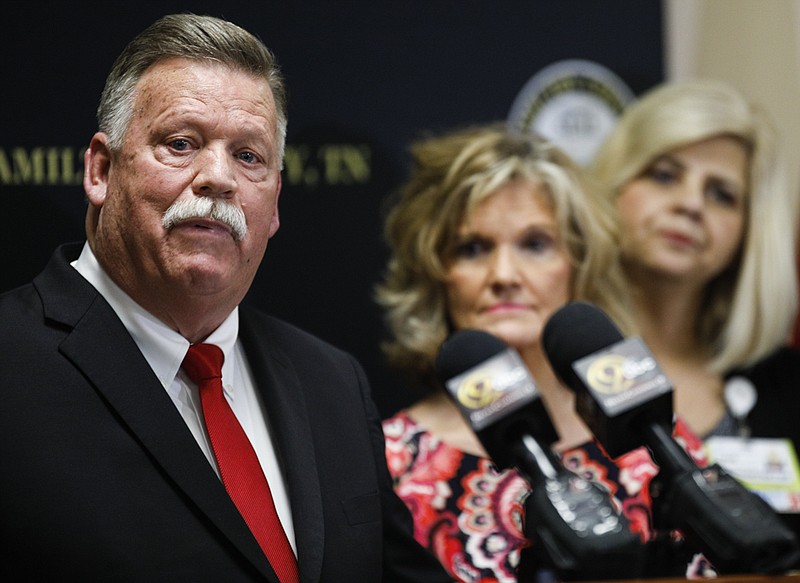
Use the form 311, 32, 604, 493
507, 59, 635, 166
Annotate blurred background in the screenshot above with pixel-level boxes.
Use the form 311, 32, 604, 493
2, 0, 797, 416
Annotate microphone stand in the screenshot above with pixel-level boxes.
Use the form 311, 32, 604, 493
511, 433, 644, 581
642, 421, 800, 574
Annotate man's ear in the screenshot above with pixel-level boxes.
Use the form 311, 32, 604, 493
83, 132, 112, 210
268, 173, 281, 239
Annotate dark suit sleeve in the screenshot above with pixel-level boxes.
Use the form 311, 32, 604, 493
350, 356, 454, 582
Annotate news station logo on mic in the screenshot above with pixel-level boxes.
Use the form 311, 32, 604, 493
507, 59, 634, 166
572, 337, 672, 416
444, 349, 538, 432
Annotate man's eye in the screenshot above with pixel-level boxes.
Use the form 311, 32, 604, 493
170, 139, 190, 151
238, 151, 258, 164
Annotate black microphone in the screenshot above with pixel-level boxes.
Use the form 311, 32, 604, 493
435, 329, 643, 581
542, 301, 800, 574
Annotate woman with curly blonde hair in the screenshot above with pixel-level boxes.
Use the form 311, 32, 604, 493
376, 123, 631, 386
377, 123, 709, 581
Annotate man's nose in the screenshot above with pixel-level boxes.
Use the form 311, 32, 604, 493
191, 147, 237, 198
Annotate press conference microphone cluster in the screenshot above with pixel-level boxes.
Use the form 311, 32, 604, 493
542, 301, 800, 575
435, 329, 643, 581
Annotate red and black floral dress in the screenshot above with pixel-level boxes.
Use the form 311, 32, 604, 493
383, 411, 713, 582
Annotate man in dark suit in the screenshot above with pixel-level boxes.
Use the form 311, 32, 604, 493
0, 13, 451, 582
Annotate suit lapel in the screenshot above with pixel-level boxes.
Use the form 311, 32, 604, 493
35, 245, 278, 582
239, 312, 325, 583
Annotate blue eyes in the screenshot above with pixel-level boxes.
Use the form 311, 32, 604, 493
237, 151, 258, 164
167, 139, 260, 164
170, 138, 190, 151
453, 236, 553, 259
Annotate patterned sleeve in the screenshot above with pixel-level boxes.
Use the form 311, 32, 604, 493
383, 412, 416, 482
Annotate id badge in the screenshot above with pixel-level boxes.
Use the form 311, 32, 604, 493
705, 436, 800, 513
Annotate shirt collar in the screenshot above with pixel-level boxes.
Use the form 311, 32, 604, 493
71, 242, 239, 388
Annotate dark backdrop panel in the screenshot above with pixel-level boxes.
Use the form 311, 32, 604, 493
1, 0, 663, 416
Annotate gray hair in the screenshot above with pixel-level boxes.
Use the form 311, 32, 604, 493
97, 13, 287, 165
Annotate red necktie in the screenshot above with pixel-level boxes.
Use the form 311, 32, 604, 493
182, 343, 299, 583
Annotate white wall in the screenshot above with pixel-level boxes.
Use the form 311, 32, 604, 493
665, 0, 800, 212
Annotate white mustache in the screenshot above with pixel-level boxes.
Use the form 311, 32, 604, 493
162, 197, 248, 241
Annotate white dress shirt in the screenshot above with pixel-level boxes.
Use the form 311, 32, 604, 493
71, 242, 296, 554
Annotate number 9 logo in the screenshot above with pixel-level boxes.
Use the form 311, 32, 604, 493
586, 355, 633, 395
457, 373, 496, 409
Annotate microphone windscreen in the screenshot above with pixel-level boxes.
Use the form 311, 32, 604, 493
543, 301, 624, 385
434, 328, 507, 381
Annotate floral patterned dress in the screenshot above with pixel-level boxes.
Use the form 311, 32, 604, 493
383, 411, 712, 582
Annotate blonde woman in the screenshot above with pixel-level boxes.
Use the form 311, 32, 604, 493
377, 123, 709, 580
591, 79, 800, 542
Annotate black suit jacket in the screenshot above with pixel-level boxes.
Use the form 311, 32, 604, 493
0, 244, 451, 582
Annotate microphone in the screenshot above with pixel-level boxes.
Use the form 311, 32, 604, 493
435, 329, 643, 580
542, 301, 800, 574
